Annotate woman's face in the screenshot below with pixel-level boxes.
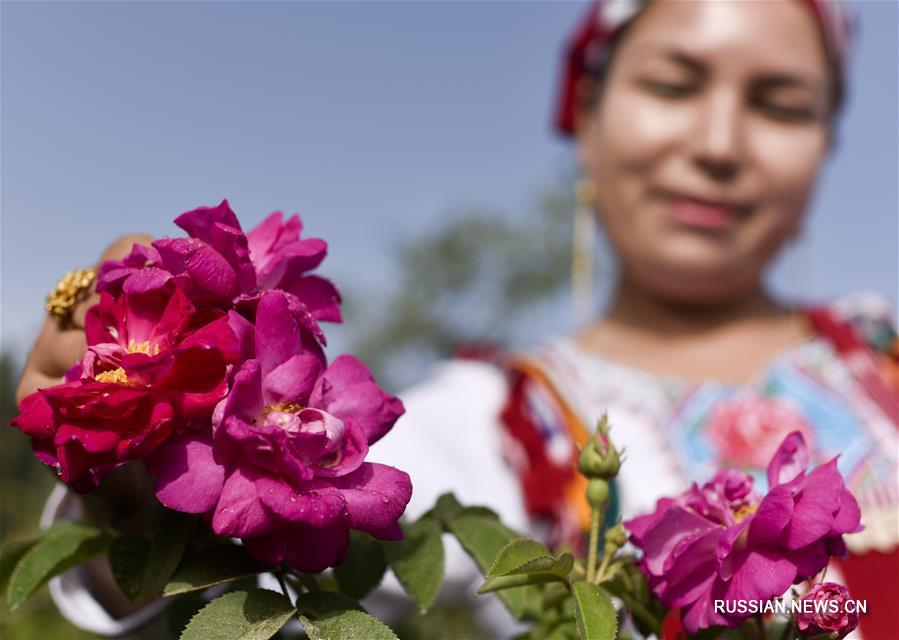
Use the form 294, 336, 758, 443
578, 0, 832, 306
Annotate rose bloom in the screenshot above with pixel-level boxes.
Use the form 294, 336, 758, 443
99, 201, 341, 325
706, 395, 814, 469
626, 432, 861, 634
11, 288, 238, 491
147, 291, 410, 572
796, 582, 860, 639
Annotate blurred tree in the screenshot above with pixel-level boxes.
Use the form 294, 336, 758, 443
344, 181, 577, 390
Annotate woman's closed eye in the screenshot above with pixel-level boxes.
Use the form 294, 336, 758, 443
750, 78, 827, 124
638, 77, 699, 98
752, 98, 818, 123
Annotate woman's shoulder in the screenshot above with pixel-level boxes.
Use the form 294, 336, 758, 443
370, 358, 528, 527
399, 358, 509, 410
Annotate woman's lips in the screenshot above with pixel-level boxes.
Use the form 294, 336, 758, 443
664, 195, 746, 231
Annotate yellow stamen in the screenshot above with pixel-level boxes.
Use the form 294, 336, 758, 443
263, 402, 304, 417
733, 504, 758, 523
95, 367, 133, 386
127, 340, 158, 355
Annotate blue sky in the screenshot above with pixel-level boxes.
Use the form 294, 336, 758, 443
2, 1, 896, 363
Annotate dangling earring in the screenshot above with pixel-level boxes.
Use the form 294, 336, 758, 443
572, 177, 597, 327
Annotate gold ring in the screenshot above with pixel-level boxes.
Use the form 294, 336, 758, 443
46, 268, 96, 328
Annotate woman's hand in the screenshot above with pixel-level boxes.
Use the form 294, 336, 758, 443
15, 233, 153, 406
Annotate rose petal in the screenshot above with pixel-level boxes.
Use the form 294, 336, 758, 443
331, 462, 411, 540
283, 275, 342, 323
243, 518, 350, 573
311, 355, 404, 445
284, 520, 351, 572
641, 505, 718, 576
154, 237, 237, 302
783, 459, 845, 550
255, 475, 346, 525
749, 482, 797, 544
218, 360, 264, 427
262, 355, 322, 406
660, 528, 722, 608
254, 291, 302, 378
145, 430, 225, 514
212, 463, 280, 538
719, 545, 797, 604
829, 487, 862, 536
767, 431, 809, 488
11, 392, 56, 440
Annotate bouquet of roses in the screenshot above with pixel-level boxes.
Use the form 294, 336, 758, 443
4, 200, 865, 640
7, 201, 415, 638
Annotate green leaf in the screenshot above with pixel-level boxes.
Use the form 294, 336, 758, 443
139, 510, 196, 599
163, 544, 268, 597
109, 535, 151, 601
298, 616, 328, 640
7, 521, 112, 610
295, 591, 364, 617
571, 581, 617, 640
446, 509, 540, 620
510, 553, 574, 578
541, 582, 571, 611
547, 620, 578, 639
424, 492, 463, 528
0, 536, 40, 593
477, 552, 574, 594
333, 531, 387, 600
301, 609, 398, 640
167, 591, 208, 639
180, 589, 295, 640
477, 571, 569, 595
383, 517, 444, 609
445, 508, 516, 571
487, 539, 551, 577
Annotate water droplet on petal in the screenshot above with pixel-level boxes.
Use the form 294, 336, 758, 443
381, 496, 390, 503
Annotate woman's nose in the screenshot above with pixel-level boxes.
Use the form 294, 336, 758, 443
691, 90, 745, 183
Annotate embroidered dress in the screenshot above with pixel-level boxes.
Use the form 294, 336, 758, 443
500, 295, 898, 639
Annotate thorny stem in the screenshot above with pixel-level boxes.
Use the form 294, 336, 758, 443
595, 550, 613, 585
585, 503, 604, 583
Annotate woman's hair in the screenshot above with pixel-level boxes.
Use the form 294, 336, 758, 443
578, 20, 634, 114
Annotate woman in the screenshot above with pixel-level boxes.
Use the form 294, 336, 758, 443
16, 0, 897, 638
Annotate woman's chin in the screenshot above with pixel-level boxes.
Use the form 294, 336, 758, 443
630, 260, 762, 308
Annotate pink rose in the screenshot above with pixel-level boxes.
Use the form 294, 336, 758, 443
247, 212, 341, 323
99, 203, 341, 326
707, 395, 814, 469
83, 289, 239, 420
796, 582, 860, 639
12, 383, 175, 492
146, 291, 410, 572
11, 288, 239, 490
626, 433, 862, 634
